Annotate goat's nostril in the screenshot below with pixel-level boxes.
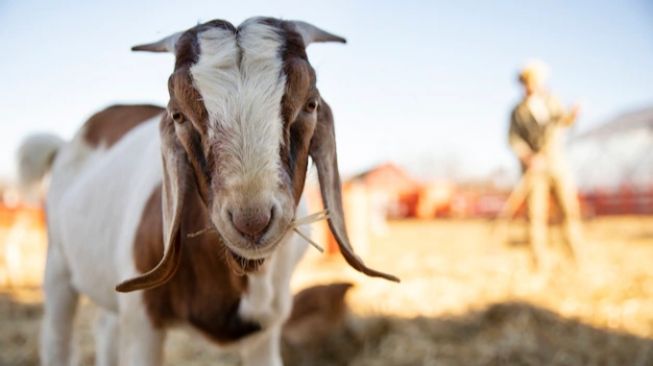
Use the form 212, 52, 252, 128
230, 207, 273, 241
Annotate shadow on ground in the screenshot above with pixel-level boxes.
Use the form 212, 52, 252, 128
3, 291, 651, 366
0, 292, 42, 366
284, 302, 653, 366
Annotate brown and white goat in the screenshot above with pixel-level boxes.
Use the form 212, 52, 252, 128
19, 17, 397, 366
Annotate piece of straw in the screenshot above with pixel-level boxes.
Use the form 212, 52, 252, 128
187, 227, 215, 238
291, 209, 329, 253
185, 209, 330, 254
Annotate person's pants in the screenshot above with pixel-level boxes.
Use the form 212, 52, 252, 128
527, 165, 582, 267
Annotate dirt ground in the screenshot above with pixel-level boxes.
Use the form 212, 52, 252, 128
2, 216, 653, 365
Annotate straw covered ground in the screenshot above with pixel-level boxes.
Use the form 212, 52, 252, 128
1, 216, 653, 365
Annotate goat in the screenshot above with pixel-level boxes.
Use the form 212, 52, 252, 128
18, 17, 398, 366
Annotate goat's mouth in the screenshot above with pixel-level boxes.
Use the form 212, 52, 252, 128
219, 230, 285, 274
225, 249, 266, 274
221, 224, 296, 274
188, 225, 279, 274
222, 228, 289, 270
214, 216, 293, 261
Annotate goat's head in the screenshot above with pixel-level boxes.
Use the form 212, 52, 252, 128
116, 17, 398, 293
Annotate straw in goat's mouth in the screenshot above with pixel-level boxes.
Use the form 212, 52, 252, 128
186, 209, 329, 254
291, 209, 329, 253
186, 227, 214, 238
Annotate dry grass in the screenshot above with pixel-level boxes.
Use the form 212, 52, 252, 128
1, 216, 653, 365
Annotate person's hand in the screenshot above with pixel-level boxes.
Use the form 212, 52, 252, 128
562, 103, 581, 126
570, 103, 581, 119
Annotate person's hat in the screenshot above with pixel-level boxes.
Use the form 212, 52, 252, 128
518, 59, 551, 86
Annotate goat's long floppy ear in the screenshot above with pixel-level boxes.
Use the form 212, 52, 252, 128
116, 117, 189, 292
309, 99, 399, 283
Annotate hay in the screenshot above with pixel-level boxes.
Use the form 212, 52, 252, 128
1, 217, 652, 365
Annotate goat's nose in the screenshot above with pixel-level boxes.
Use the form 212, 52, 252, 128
229, 207, 273, 241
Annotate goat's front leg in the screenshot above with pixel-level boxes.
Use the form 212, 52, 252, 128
41, 243, 79, 366
94, 310, 118, 366
240, 325, 283, 366
118, 294, 165, 366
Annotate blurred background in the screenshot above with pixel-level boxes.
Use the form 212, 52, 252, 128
1, 1, 652, 365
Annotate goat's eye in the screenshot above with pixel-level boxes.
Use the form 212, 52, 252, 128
171, 112, 184, 123
305, 99, 319, 113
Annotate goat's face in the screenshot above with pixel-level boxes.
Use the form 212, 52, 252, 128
116, 17, 399, 293
166, 18, 327, 262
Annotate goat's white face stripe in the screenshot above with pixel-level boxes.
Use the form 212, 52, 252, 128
190, 22, 286, 195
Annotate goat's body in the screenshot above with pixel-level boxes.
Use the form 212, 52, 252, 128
23, 17, 375, 366
39, 106, 307, 365
48, 116, 162, 311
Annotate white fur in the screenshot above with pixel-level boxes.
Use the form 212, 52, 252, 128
16, 133, 65, 203
39, 118, 164, 365
191, 20, 286, 198
53, 120, 162, 310
17, 133, 64, 187
238, 202, 308, 366
94, 310, 119, 366
240, 203, 309, 327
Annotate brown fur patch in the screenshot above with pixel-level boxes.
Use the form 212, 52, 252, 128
277, 24, 319, 203
166, 20, 237, 134
133, 185, 261, 343
284, 282, 353, 339
83, 104, 164, 148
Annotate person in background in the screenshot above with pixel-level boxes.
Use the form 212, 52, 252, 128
509, 60, 583, 270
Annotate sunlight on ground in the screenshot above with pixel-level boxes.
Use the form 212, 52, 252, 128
294, 217, 653, 335
1, 217, 652, 365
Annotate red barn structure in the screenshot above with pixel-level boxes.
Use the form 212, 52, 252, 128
306, 162, 456, 257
